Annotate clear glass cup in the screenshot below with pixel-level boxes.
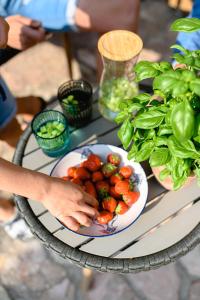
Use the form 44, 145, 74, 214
58, 80, 93, 128
31, 110, 70, 157
98, 30, 143, 121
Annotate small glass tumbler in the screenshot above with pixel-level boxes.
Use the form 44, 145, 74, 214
58, 80, 93, 128
31, 110, 70, 157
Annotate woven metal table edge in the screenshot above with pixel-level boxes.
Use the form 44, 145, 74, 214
12, 124, 200, 273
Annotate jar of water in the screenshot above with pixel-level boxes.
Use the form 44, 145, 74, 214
98, 30, 143, 121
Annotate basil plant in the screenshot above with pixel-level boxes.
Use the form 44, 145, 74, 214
117, 18, 200, 190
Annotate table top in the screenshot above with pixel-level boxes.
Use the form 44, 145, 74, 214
13, 98, 200, 273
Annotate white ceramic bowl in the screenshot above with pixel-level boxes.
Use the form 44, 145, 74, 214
50, 144, 148, 237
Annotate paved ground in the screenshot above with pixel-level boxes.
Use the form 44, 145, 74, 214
1, 226, 200, 300
1, 1, 199, 299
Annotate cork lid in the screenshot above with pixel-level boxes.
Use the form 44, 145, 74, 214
98, 30, 143, 62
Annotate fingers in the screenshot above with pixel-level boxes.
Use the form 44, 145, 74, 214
59, 216, 80, 231
22, 26, 46, 43
30, 20, 42, 29
80, 204, 99, 217
72, 211, 92, 227
83, 192, 99, 209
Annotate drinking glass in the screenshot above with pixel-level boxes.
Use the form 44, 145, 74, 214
31, 110, 70, 157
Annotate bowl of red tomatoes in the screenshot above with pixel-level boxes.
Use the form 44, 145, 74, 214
50, 144, 148, 237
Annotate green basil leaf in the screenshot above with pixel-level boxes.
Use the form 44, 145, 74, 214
190, 79, 200, 96
194, 57, 200, 69
171, 18, 200, 33
184, 56, 195, 67
158, 62, 172, 72
181, 70, 196, 82
115, 111, 128, 124
171, 100, 195, 142
134, 141, 155, 162
194, 114, 200, 136
153, 70, 181, 93
191, 95, 200, 111
133, 93, 151, 103
150, 100, 160, 106
172, 53, 185, 64
171, 158, 190, 179
144, 129, 156, 140
151, 62, 172, 72
127, 103, 143, 113
133, 109, 165, 129
158, 125, 173, 136
170, 44, 189, 55
134, 61, 160, 81
150, 148, 170, 167
166, 156, 190, 190
155, 137, 168, 146
151, 106, 168, 113
194, 167, 200, 186
134, 129, 144, 141
127, 143, 138, 160
165, 110, 172, 126
118, 118, 133, 150
172, 81, 188, 97
173, 175, 188, 190
168, 136, 200, 159
194, 136, 200, 143
159, 168, 171, 181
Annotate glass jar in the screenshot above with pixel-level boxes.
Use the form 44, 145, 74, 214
98, 30, 143, 121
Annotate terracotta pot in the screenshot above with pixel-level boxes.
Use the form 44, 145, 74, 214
152, 166, 196, 191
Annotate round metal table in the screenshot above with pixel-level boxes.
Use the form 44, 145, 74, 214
13, 99, 200, 273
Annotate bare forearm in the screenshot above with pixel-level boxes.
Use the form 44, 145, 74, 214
0, 158, 99, 231
0, 158, 49, 202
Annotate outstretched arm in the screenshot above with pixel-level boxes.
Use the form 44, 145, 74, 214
0, 158, 99, 231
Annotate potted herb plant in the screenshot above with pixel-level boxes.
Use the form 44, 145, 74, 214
116, 17, 200, 190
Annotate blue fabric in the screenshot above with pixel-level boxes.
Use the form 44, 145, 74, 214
0, 0, 8, 17
0, 0, 76, 31
0, 77, 16, 129
176, 0, 200, 51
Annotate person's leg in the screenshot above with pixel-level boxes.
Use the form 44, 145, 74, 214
0, 140, 32, 240
0, 83, 38, 239
0, 140, 15, 224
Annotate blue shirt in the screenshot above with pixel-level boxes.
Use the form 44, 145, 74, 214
0, 0, 78, 31
176, 0, 200, 51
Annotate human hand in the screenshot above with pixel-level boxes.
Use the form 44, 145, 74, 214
41, 178, 99, 231
0, 17, 9, 48
5, 15, 46, 50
